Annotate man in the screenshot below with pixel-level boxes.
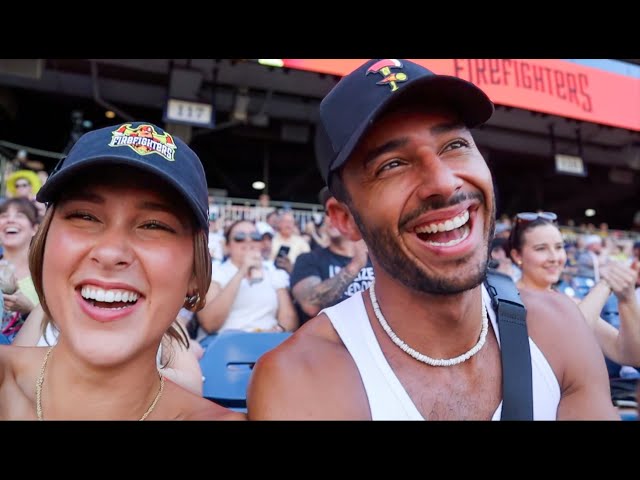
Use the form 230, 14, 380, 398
247, 59, 617, 420
290, 187, 373, 324
257, 220, 293, 273
270, 211, 310, 265
256, 221, 276, 261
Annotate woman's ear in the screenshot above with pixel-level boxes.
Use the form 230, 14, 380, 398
188, 271, 198, 293
510, 249, 522, 267
325, 197, 362, 242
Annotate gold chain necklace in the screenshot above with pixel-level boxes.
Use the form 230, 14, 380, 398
36, 347, 165, 421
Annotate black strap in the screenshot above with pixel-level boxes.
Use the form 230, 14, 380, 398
485, 271, 533, 420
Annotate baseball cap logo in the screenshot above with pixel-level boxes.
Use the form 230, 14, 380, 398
366, 59, 408, 92
109, 123, 177, 161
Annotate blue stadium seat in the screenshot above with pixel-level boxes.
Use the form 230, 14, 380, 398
619, 408, 638, 421
601, 293, 620, 328
199, 330, 291, 411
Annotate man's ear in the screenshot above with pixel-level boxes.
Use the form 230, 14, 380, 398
326, 197, 362, 242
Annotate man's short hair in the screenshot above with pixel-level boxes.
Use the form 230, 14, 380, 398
318, 186, 333, 208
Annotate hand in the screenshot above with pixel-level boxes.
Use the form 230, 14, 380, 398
274, 255, 293, 273
304, 221, 316, 235
600, 260, 639, 302
0, 261, 18, 294
3, 290, 35, 315
240, 250, 264, 275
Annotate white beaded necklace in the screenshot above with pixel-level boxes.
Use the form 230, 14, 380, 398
369, 282, 489, 367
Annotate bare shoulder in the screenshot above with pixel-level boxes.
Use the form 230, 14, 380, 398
249, 313, 348, 388
519, 288, 593, 373
257, 313, 346, 368
182, 399, 246, 421
520, 288, 586, 334
162, 379, 246, 420
519, 288, 618, 419
0, 345, 47, 379
247, 313, 370, 419
0, 346, 50, 419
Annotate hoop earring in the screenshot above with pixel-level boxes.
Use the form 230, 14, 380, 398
184, 292, 200, 309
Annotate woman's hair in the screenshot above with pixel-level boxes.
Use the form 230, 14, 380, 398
507, 216, 557, 262
29, 203, 212, 350
0, 197, 40, 226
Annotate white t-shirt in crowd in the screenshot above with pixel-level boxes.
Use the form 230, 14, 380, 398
208, 230, 225, 262
212, 260, 289, 333
270, 233, 310, 264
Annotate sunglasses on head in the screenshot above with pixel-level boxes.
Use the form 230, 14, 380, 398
232, 231, 263, 243
516, 211, 557, 223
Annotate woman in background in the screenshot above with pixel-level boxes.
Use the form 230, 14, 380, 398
0, 198, 40, 340
195, 219, 297, 340
509, 212, 640, 368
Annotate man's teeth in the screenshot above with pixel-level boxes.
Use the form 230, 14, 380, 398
427, 224, 470, 247
80, 286, 139, 303
415, 209, 470, 234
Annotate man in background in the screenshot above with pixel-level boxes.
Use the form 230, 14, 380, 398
290, 187, 373, 323
270, 211, 310, 265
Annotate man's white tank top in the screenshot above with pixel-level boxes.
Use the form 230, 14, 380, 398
323, 285, 561, 420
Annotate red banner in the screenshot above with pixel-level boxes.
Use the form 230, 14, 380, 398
281, 59, 640, 132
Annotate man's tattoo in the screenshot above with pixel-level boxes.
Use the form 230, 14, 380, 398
306, 267, 358, 309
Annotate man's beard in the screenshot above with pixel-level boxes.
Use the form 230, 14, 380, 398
350, 192, 495, 295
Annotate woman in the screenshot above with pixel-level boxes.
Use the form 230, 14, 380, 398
0, 122, 244, 420
508, 212, 640, 368
0, 198, 40, 340
195, 219, 298, 339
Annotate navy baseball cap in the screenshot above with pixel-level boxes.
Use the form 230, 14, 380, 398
37, 122, 209, 230
315, 59, 494, 185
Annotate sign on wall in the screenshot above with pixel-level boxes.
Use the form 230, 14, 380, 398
279, 59, 640, 132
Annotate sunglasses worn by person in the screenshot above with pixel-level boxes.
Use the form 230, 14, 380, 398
508, 211, 558, 253
516, 212, 557, 223
512, 212, 558, 238
232, 231, 263, 243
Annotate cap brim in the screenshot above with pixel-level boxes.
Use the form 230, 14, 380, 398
330, 75, 494, 176
37, 154, 208, 230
